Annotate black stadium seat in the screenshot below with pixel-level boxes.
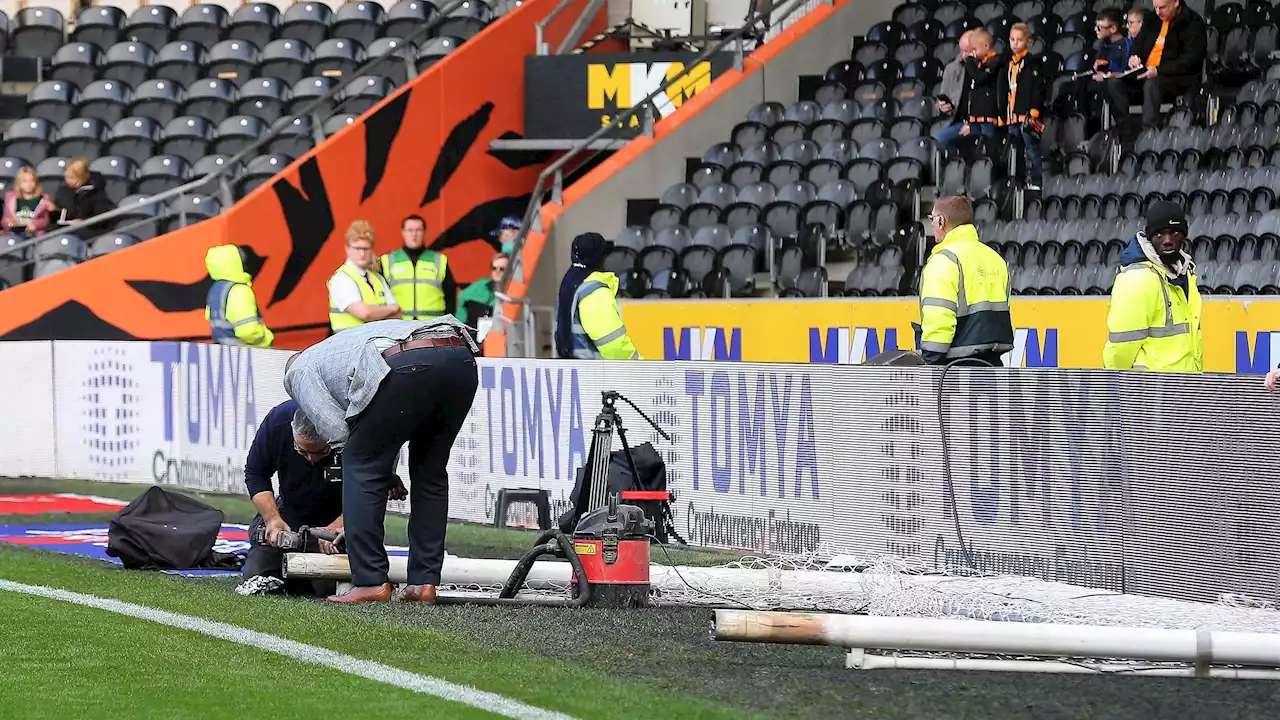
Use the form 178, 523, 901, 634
12, 7, 65, 58
333, 2, 386, 46
279, 3, 332, 48
106, 117, 162, 165
73, 6, 125, 50
154, 41, 205, 87
228, 3, 279, 49
176, 4, 229, 47
259, 39, 313, 85
124, 5, 177, 52
130, 79, 185, 125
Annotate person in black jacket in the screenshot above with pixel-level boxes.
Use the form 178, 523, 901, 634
1000, 24, 1046, 189
932, 29, 1004, 152
1103, 0, 1206, 138
52, 157, 113, 226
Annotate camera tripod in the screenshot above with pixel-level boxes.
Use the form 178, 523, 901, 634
565, 390, 684, 544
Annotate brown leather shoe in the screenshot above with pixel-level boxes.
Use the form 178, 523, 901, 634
394, 584, 438, 604
327, 583, 392, 604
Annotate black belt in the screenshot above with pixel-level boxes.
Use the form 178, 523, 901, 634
381, 335, 468, 359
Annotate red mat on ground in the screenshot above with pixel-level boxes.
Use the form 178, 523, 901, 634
0, 494, 129, 515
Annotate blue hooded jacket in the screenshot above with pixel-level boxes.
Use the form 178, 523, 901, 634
1118, 234, 1191, 296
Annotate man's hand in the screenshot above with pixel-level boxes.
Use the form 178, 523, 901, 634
1137, 67, 1157, 80
959, 123, 971, 137
937, 100, 952, 113
265, 517, 291, 547
389, 475, 408, 502
1092, 71, 1106, 82
318, 529, 344, 555
1265, 368, 1280, 392
1128, 55, 1142, 69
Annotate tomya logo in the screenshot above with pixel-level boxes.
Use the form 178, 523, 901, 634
81, 346, 140, 480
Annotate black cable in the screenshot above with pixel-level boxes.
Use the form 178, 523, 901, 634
936, 357, 995, 572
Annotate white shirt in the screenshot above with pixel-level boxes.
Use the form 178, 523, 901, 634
329, 259, 396, 313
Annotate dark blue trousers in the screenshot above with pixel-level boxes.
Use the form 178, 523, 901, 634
342, 344, 479, 586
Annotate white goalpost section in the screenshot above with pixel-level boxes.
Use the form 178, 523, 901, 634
286, 549, 1280, 677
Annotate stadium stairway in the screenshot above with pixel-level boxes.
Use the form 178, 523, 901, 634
0, 0, 609, 348
489, 0, 896, 356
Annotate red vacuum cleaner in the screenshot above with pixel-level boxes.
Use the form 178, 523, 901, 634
442, 390, 672, 608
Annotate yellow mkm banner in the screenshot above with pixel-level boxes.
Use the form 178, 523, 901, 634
619, 298, 1280, 373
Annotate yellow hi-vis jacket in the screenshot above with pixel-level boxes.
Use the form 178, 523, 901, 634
328, 263, 393, 332
918, 224, 1015, 362
379, 248, 447, 320
570, 271, 642, 360
204, 244, 273, 348
1103, 255, 1203, 373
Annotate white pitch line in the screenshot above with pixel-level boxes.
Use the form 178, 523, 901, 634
0, 579, 577, 720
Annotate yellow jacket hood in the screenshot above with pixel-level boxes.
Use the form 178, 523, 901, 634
205, 244, 251, 284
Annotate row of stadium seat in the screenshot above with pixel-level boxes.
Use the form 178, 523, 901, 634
0, 150, 294, 203
0, 1, 509, 57
21, 72, 394, 128
43, 34, 454, 90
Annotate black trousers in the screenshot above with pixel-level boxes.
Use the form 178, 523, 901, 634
1103, 74, 1198, 136
242, 514, 336, 596
343, 343, 479, 587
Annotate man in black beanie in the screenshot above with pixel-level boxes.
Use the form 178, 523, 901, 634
1103, 200, 1203, 373
553, 232, 642, 360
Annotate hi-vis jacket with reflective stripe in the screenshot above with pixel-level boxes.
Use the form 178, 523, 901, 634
204, 244, 273, 348
570, 271, 642, 360
380, 248, 447, 320
328, 263, 393, 332
1103, 235, 1203, 373
918, 224, 1015, 363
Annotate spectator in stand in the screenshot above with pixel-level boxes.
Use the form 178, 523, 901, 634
933, 29, 1003, 151
1093, 9, 1133, 79
1126, 7, 1145, 43
1090, 9, 1135, 122
937, 30, 974, 125
53, 158, 112, 226
1000, 24, 1045, 190
1103, 0, 1206, 140
2, 167, 54, 241
492, 216, 521, 254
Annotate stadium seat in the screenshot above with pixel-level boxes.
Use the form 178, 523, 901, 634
73, 6, 126, 50
12, 7, 66, 59
259, 39, 313, 85
124, 6, 178, 52
176, 4, 230, 47
227, 3, 280, 49
332, 2, 386, 46
154, 42, 206, 87
106, 117, 162, 165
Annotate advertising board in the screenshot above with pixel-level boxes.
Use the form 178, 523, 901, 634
621, 298, 1280, 373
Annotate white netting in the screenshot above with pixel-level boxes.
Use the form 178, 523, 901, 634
441, 545, 1280, 634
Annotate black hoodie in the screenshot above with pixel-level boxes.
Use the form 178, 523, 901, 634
53, 171, 114, 224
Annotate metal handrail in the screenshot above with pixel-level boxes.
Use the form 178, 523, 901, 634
5, 0, 470, 262
534, 0, 574, 54
495, 0, 826, 353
